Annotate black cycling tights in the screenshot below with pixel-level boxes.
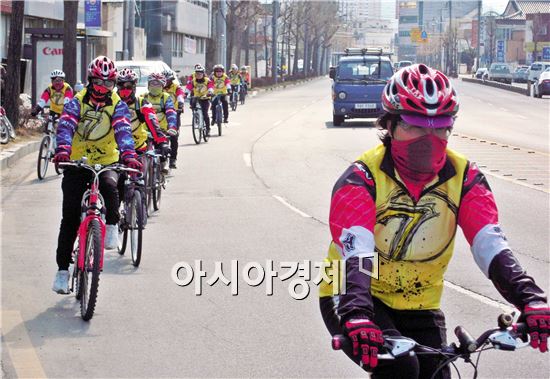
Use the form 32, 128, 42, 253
320, 296, 451, 379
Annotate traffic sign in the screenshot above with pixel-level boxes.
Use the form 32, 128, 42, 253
421, 30, 428, 40
543, 47, 550, 60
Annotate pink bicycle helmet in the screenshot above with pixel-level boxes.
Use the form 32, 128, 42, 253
382, 64, 459, 117
88, 56, 117, 81
148, 72, 167, 87
117, 68, 138, 84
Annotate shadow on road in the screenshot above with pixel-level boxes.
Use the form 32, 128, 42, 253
325, 120, 377, 129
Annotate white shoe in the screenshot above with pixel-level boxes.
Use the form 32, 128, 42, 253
52, 270, 70, 294
105, 224, 119, 250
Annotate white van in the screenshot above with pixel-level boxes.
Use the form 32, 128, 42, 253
115, 60, 174, 97
527, 61, 550, 83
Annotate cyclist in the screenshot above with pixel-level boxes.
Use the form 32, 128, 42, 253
31, 69, 74, 119
239, 65, 250, 98
163, 69, 185, 168
52, 56, 141, 294
209, 64, 231, 124
142, 72, 178, 172
185, 64, 214, 134
228, 64, 242, 100
319, 64, 549, 378
116, 68, 169, 155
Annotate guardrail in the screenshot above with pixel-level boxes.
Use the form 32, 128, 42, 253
461, 77, 529, 96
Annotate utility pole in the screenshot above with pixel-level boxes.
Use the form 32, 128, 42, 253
63, 1, 78, 86
448, 0, 453, 75
476, 0, 481, 70
272, 0, 279, 82
129, 0, 135, 59
5, 1, 24, 128
123, 0, 129, 60
303, 22, 308, 78
220, 0, 227, 68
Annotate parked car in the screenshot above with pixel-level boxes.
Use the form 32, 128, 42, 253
528, 61, 550, 84
533, 67, 550, 98
115, 60, 174, 96
475, 67, 488, 79
488, 63, 512, 84
329, 47, 394, 126
512, 65, 529, 83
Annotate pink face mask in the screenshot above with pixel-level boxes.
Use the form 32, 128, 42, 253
118, 88, 133, 99
391, 134, 448, 183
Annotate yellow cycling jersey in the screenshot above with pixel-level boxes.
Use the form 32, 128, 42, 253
70, 89, 122, 165
319, 144, 468, 310
229, 71, 241, 85
165, 82, 183, 111
191, 77, 211, 98
49, 82, 71, 114
142, 92, 171, 131
212, 73, 229, 95
127, 97, 148, 150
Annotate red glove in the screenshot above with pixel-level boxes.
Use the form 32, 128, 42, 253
344, 318, 384, 369
53, 150, 70, 164
122, 153, 142, 172
523, 303, 550, 352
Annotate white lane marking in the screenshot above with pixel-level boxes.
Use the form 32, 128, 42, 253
487, 102, 493, 106
444, 281, 514, 313
243, 153, 252, 167
517, 115, 528, 120
2, 310, 47, 378
499, 107, 508, 112
273, 120, 282, 126
273, 195, 312, 218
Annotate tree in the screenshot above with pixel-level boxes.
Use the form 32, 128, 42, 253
63, 0, 79, 86
5, 1, 24, 128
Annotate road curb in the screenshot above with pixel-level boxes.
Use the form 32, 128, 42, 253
461, 77, 528, 95
250, 77, 322, 97
0, 138, 41, 171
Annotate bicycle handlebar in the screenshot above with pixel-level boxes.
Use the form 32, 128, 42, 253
58, 159, 141, 175
332, 314, 529, 359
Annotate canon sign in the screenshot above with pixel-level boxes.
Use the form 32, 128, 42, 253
42, 47, 64, 55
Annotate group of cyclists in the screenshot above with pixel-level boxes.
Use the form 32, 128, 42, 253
31, 55, 250, 295
30, 54, 548, 377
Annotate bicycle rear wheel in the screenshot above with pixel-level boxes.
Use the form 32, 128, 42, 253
192, 112, 202, 144
231, 93, 238, 111
130, 190, 143, 267
146, 157, 154, 216
79, 218, 102, 321
117, 203, 128, 255
37, 135, 51, 180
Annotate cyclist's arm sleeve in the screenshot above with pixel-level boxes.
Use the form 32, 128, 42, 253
207, 80, 214, 94
56, 98, 80, 153
64, 86, 74, 103
112, 100, 136, 158
329, 163, 377, 322
458, 163, 547, 309
164, 96, 177, 130
225, 77, 231, 91
185, 82, 193, 97
37, 88, 51, 109
176, 86, 185, 103
141, 99, 167, 144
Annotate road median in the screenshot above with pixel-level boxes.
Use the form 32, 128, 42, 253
461, 77, 528, 96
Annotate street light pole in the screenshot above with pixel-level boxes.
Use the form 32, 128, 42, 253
272, 0, 279, 83
476, 0, 481, 70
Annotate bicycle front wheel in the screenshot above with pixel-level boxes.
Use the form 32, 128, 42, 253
152, 163, 162, 211
117, 204, 128, 256
216, 106, 222, 136
192, 112, 202, 144
130, 190, 143, 267
79, 218, 102, 321
37, 135, 52, 180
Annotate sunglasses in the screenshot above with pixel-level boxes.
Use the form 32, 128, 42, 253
148, 80, 164, 87
91, 78, 115, 88
52, 77, 64, 83
117, 82, 135, 89
398, 122, 453, 138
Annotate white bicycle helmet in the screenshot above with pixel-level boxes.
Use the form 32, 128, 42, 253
50, 69, 66, 79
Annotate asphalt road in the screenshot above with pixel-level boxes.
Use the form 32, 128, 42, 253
1, 78, 548, 378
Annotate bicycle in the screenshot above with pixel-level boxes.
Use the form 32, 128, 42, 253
230, 86, 239, 111
145, 145, 167, 213
0, 105, 16, 144
36, 112, 62, 180
190, 96, 210, 144
59, 159, 139, 321
239, 83, 247, 105
332, 313, 530, 379
211, 94, 224, 137
117, 171, 145, 267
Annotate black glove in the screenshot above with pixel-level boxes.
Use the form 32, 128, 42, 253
159, 143, 171, 158
31, 106, 41, 117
